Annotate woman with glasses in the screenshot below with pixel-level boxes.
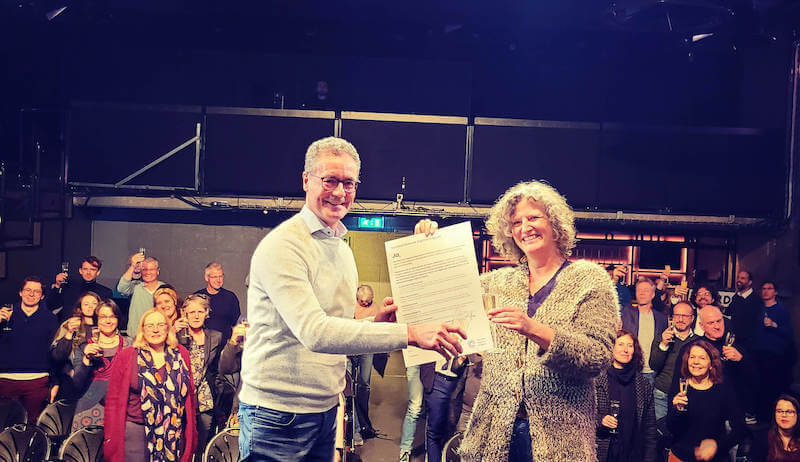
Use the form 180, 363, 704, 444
176, 294, 223, 461
595, 330, 657, 462
667, 340, 746, 462
104, 308, 197, 462
70, 299, 131, 430
50, 291, 103, 401
763, 394, 800, 461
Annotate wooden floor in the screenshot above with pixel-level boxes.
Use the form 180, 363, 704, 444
349, 351, 427, 462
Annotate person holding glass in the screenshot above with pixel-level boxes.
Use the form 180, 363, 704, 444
217, 318, 249, 428
175, 294, 223, 461
667, 340, 746, 462
104, 308, 197, 462
71, 299, 131, 430
458, 180, 619, 462
595, 329, 657, 462
50, 291, 103, 401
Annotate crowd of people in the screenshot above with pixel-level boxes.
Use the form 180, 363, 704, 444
0, 134, 798, 462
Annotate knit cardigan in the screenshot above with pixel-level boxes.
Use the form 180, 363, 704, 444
459, 260, 619, 462
103, 345, 198, 462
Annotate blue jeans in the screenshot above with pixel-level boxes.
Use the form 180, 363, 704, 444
642, 371, 656, 386
509, 418, 533, 462
399, 365, 423, 452
653, 387, 669, 421
425, 373, 460, 462
238, 402, 337, 462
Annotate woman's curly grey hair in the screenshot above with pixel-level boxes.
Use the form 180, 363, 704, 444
486, 180, 576, 262
304, 136, 361, 176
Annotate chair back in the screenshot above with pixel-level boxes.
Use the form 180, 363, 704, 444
203, 428, 239, 462
442, 431, 463, 462
35, 400, 76, 438
58, 425, 104, 462
0, 423, 50, 462
0, 399, 27, 429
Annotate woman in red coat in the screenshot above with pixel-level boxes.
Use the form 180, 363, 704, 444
104, 308, 197, 462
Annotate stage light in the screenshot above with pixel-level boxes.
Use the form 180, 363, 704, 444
46, 6, 67, 21
692, 32, 714, 42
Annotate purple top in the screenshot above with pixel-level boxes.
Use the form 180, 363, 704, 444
126, 360, 166, 424
527, 260, 571, 318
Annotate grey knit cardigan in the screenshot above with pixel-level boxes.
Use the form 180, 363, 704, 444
459, 260, 619, 462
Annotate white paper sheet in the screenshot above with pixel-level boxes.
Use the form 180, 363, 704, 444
385, 221, 494, 367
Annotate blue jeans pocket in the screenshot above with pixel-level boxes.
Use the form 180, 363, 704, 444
253, 407, 296, 427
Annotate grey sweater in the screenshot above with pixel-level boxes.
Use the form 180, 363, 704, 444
239, 207, 408, 413
459, 260, 619, 462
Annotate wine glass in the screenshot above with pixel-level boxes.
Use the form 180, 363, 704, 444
91, 327, 100, 343
481, 294, 496, 314
1, 304, 12, 331
722, 332, 735, 361
678, 377, 689, 411
609, 400, 621, 434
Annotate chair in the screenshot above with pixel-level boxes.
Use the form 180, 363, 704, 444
203, 428, 239, 462
0, 399, 27, 429
35, 400, 76, 455
58, 425, 104, 462
442, 432, 463, 462
0, 423, 50, 462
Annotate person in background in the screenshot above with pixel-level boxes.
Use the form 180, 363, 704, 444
153, 287, 180, 328
193, 262, 240, 342
621, 278, 668, 385
47, 256, 113, 322
350, 284, 380, 445
71, 300, 131, 430
650, 301, 696, 420
119, 253, 164, 337
766, 395, 800, 462
691, 285, 719, 336
176, 294, 223, 461
50, 291, 102, 401
399, 364, 424, 462
606, 264, 632, 312
596, 330, 657, 462
104, 309, 197, 462
218, 319, 249, 428
0, 276, 59, 421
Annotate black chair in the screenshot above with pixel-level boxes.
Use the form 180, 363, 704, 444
0, 423, 50, 462
0, 399, 27, 429
442, 431, 463, 462
35, 400, 76, 455
58, 425, 104, 462
203, 428, 239, 462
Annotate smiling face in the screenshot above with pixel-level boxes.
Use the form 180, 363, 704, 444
736, 271, 752, 292
80, 294, 100, 317
776, 399, 798, 432
155, 293, 176, 320
205, 267, 224, 291
302, 152, 358, 228
695, 287, 713, 307
96, 305, 118, 336
141, 311, 169, 348
612, 334, 635, 367
19, 281, 44, 308
141, 260, 159, 284
672, 303, 695, 332
510, 199, 556, 259
687, 345, 711, 380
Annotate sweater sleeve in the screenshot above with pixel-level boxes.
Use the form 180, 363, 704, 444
116, 277, 136, 297
649, 335, 669, 372
218, 341, 242, 375
51, 336, 73, 362
104, 348, 134, 462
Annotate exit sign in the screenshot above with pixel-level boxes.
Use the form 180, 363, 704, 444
358, 216, 385, 229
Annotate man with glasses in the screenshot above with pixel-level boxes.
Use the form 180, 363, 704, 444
118, 254, 164, 337
194, 262, 240, 342
239, 136, 465, 462
0, 276, 59, 420
650, 301, 695, 420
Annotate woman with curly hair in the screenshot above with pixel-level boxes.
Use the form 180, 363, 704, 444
458, 180, 619, 462
596, 329, 657, 462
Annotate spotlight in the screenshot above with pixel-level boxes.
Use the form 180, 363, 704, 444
46, 6, 67, 21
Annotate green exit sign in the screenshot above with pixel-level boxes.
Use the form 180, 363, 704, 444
358, 216, 385, 229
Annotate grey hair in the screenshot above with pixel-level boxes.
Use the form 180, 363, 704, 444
356, 284, 374, 299
304, 136, 361, 176
486, 180, 576, 262
204, 261, 223, 277
636, 278, 656, 290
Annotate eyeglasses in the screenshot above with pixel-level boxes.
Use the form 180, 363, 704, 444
143, 322, 168, 331
776, 409, 797, 416
22, 288, 42, 295
307, 173, 359, 193
673, 314, 694, 319
97, 315, 117, 320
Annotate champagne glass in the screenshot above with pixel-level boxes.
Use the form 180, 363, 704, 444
669, 316, 676, 340
678, 377, 689, 411
609, 400, 621, 434
91, 327, 100, 343
1, 304, 12, 331
481, 294, 496, 314
138, 247, 146, 257
722, 332, 735, 361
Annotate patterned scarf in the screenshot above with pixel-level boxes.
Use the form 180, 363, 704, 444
137, 347, 190, 461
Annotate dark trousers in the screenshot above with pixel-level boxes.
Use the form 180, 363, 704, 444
0, 376, 49, 423
196, 410, 216, 461
424, 373, 460, 462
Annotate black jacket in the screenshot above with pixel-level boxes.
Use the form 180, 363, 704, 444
595, 370, 658, 462
178, 328, 224, 402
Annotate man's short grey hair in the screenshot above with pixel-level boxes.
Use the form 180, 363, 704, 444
636, 278, 655, 290
486, 180, 576, 262
204, 261, 223, 277
356, 284, 374, 300
304, 136, 361, 176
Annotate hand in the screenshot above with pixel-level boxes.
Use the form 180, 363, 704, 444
173, 318, 189, 330
407, 323, 466, 359
414, 219, 438, 236
694, 439, 718, 461
130, 252, 145, 268
612, 266, 626, 282
374, 297, 398, 323
722, 345, 742, 362
601, 415, 618, 429
660, 327, 674, 347
764, 317, 777, 328
655, 274, 667, 290
673, 391, 688, 409
84, 343, 103, 358
0, 307, 11, 322
54, 272, 68, 288
66, 317, 81, 334
231, 323, 249, 345
488, 306, 534, 336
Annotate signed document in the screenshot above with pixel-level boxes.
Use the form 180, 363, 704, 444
385, 221, 494, 366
